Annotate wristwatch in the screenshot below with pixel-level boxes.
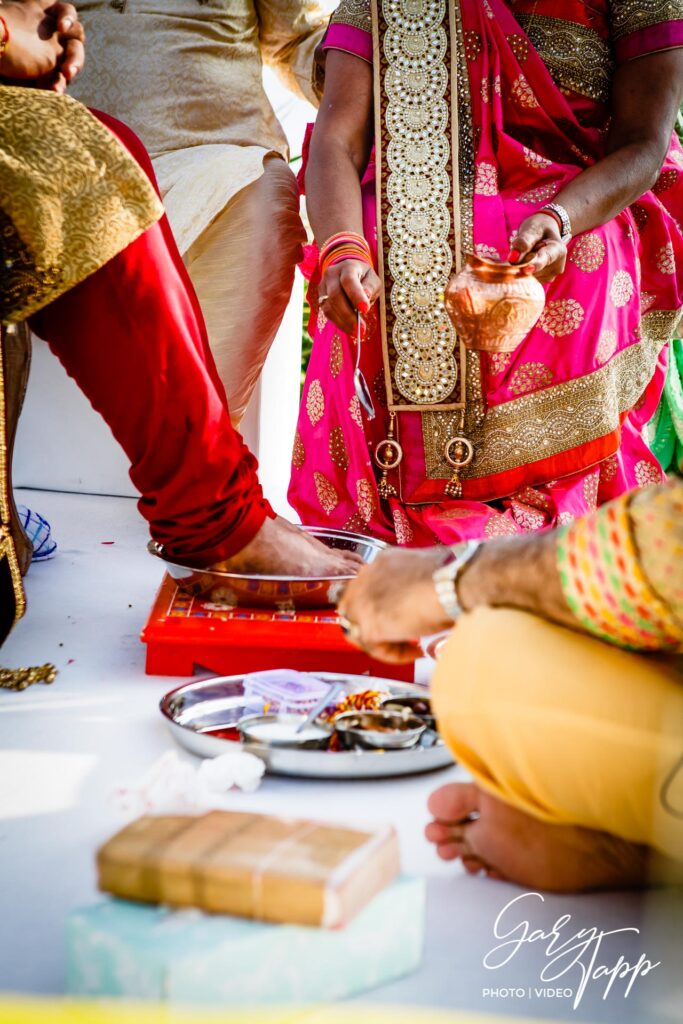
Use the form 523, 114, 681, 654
431, 540, 482, 622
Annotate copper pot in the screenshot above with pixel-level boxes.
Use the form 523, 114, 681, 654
444, 254, 545, 353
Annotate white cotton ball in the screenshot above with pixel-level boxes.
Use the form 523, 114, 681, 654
197, 751, 266, 794
113, 751, 199, 816
112, 749, 266, 819
140, 751, 198, 812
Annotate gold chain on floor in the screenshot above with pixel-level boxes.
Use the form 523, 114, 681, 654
0, 664, 57, 691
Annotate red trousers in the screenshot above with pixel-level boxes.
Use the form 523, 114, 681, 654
30, 112, 273, 566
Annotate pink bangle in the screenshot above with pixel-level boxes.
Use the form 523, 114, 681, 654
318, 231, 373, 277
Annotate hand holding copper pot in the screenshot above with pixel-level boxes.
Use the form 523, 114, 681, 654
444, 254, 546, 353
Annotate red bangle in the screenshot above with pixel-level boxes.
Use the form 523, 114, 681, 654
0, 15, 10, 59
538, 207, 563, 234
318, 231, 373, 277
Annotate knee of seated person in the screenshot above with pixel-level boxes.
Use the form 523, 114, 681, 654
261, 158, 306, 244
431, 606, 545, 717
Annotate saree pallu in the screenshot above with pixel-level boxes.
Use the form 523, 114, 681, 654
290, 0, 683, 544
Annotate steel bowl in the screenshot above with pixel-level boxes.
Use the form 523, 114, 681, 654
148, 527, 388, 609
380, 695, 436, 730
238, 713, 332, 750
334, 710, 426, 751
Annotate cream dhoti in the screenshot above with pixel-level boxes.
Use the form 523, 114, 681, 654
73, 0, 326, 423
185, 157, 305, 425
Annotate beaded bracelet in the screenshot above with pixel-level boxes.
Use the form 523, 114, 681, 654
556, 491, 682, 650
539, 202, 572, 243
319, 231, 373, 278
0, 15, 10, 60
538, 208, 563, 234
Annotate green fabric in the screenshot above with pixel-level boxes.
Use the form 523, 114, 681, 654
649, 339, 683, 475
647, 110, 683, 476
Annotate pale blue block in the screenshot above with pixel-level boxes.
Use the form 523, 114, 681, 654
65, 876, 425, 1005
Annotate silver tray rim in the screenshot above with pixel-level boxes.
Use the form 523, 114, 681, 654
160, 672, 454, 780
150, 526, 388, 584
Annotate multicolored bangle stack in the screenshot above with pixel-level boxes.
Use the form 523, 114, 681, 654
556, 492, 682, 650
0, 14, 10, 61
318, 232, 373, 277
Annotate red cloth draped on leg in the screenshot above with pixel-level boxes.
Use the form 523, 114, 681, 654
30, 111, 273, 566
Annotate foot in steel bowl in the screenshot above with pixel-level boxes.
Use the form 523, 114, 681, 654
215, 516, 363, 577
150, 522, 388, 610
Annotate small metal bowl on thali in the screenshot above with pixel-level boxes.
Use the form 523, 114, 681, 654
380, 694, 436, 730
334, 710, 426, 751
238, 713, 332, 750
148, 527, 387, 609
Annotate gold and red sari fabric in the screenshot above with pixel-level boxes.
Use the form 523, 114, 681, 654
290, 0, 683, 544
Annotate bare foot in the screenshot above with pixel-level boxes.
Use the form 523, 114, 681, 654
425, 782, 649, 892
211, 516, 363, 577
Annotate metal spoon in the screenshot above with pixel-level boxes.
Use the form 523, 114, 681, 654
353, 309, 376, 420
295, 679, 345, 734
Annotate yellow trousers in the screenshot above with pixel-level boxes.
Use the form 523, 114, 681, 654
431, 608, 683, 863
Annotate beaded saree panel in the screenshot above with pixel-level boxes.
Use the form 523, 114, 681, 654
372, 0, 468, 415
372, 0, 481, 493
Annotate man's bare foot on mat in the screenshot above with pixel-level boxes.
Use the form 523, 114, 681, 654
425, 782, 650, 892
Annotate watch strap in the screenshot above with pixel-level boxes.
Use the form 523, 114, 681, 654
432, 540, 482, 622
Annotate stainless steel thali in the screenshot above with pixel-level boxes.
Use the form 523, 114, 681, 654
160, 672, 454, 780
149, 527, 388, 610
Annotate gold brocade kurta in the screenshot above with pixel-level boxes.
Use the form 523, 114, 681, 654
0, 88, 163, 323
72, 0, 327, 254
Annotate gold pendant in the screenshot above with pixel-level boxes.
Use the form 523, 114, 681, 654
444, 436, 474, 499
374, 414, 403, 500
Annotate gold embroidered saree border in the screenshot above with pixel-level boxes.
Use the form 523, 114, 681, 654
424, 311, 680, 481
514, 13, 613, 104
373, 0, 464, 414
611, 0, 683, 42
331, 0, 372, 33
0, 330, 26, 632
422, 3, 484, 482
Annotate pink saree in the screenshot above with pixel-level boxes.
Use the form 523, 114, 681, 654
290, 0, 683, 545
